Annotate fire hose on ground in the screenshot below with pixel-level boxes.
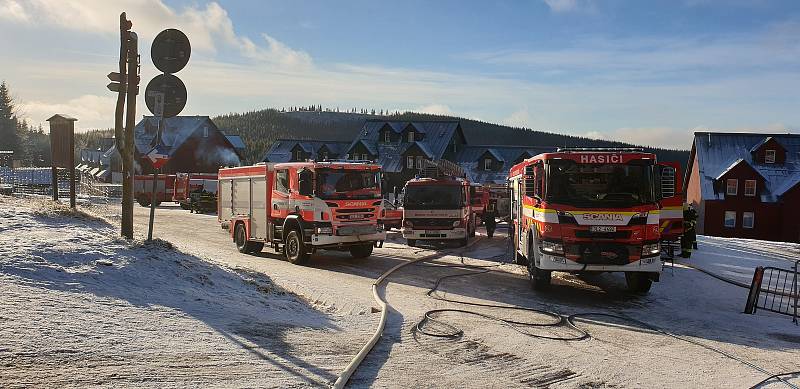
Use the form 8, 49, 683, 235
331, 237, 484, 389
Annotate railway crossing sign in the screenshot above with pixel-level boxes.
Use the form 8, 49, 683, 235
145, 74, 186, 118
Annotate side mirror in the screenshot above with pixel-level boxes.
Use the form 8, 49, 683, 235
298, 168, 314, 197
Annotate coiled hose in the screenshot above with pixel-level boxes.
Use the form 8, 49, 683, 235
415, 252, 799, 389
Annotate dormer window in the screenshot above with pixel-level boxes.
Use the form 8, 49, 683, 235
295, 149, 303, 161
384, 131, 391, 143
765, 149, 776, 164
484, 158, 492, 171
726, 179, 738, 196
407, 131, 415, 142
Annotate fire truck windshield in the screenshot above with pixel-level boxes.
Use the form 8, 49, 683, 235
315, 169, 381, 200
546, 159, 655, 208
404, 185, 464, 210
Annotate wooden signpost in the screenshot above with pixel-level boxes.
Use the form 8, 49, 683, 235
47, 114, 77, 208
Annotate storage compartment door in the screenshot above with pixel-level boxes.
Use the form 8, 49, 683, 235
250, 177, 267, 240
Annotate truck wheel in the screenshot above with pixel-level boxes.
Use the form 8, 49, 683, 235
625, 272, 652, 294
235, 223, 250, 253
349, 244, 374, 259
284, 230, 310, 265
528, 263, 551, 290
407, 239, 416, 247
137, 197, 150, 207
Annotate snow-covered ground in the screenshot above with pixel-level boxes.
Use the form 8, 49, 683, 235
1, 196, 798, 388
0, 197, 373, 388
685, 235, 800, 286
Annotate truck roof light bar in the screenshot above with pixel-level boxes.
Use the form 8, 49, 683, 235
556, 147, 645, 153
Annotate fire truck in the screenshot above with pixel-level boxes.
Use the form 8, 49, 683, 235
509, 148, 681, 293
402, 159, 476, 247
656, 162, 685, 258
134, 174, 176, 207
217, 161, 386, 264
469, 183, 490, 225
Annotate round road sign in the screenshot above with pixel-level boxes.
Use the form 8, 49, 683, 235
151, 28, 191, 74
145, 74, 187, 119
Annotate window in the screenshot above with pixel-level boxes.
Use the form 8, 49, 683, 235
484, 158, 492, 171
407, 131, 415, 142
320, 151, 328, 161
203, 126, 209, 138
275, 170, 289, 193
362, 154, 369, 161
384, 131, 391, 143
765, 149, 776, 164
726, 179, 738, 196
295, 149, 303, 161
345, 154, 350, 160
407, 156, 415, 169
724, 211, 736, 228
744, 180, 756, 197
743, 212, 754, 229
416, 156, 423, 168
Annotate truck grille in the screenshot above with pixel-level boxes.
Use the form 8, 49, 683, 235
568, 243, 631, 265
410, 218, 457, 228
337, 225, 378, 236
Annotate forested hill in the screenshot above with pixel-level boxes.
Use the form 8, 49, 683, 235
212, 109, 690, 168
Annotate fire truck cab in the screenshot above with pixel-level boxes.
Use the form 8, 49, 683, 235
402, 160, 476, 247
509, 148, 671, 293
218, 161, 386, 264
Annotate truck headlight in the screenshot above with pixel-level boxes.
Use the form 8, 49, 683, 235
315, 226, 333, 235
403, 219, 413, 228
540, 240, 564, 255
452, 220, 462, 227
642, 242, 660, 257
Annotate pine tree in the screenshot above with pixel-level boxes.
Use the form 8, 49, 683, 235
0, 81, 21, 154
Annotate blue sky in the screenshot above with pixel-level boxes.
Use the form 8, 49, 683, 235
1, 0, 799, 148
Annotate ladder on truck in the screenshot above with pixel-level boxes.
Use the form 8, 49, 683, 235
419, 159, 465, 179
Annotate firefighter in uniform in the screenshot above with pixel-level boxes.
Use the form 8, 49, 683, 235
681, 204, 698, 258
485, 199, 497, 238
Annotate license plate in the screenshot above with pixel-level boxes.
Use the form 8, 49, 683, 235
590, 226, 616, 233
349, 214, 364, 220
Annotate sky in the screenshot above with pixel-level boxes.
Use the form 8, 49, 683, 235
1, 0, 799, 149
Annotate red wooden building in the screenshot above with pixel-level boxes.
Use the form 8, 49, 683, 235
134, 116, 242, 174
685, 132, 800, 242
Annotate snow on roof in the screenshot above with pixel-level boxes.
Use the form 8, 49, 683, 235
134, 116, 212, 156
224, 135, 246, 150
348, 121, 462, 162
692, 132, 800, 202
457, 145, 556, 185
261, 139, 351, 162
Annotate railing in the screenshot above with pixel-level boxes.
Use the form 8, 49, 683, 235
744, 260, 799, 325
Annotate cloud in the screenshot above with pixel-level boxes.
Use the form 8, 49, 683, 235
20, 95, 116, 130
416, 104, 453, 115
542, 0, 594, 13
503, 107, 531, 128
0, 0, 311, 69
465, 22, 800, 83
0, 0, 29, 22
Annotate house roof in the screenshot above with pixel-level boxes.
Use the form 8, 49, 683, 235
134, 116, 215, 156
224, 135, 246, 150
348, 121, 462, 162
456, 145, 556, 185
261, 139, 351, 162
714, 158, 766, 181
690, 132, 800, 202
749, 136, 787, 153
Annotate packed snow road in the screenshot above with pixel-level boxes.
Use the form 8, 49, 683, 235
2, 197, 799, 388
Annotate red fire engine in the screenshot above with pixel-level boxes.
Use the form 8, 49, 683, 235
402, 160, 476, 247
134, 174, 176, 207
173, 173, 217, 204
218, 161, 386, 264
469, 183, 490, 225
509, 148, 681, 293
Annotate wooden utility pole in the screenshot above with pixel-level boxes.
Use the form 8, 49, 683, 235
111, 12, 137, 240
